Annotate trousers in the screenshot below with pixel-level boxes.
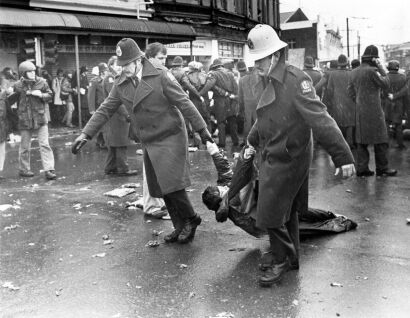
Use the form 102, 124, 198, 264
356, 143, 389, 173
104, 146, 129, 173
19, 125, 55, 172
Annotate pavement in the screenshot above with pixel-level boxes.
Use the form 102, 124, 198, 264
1, 132, 410, 318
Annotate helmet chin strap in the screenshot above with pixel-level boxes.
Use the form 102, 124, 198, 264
266, 53, 277, 79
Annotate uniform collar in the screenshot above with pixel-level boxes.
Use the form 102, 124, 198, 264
268, 58, 287, 84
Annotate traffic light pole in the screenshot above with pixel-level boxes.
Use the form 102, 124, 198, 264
75, 35, 82, 129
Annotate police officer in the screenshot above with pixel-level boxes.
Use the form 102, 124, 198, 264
245, 24, 355, 286
72, 38, 213, 244
199, 59, 238, 148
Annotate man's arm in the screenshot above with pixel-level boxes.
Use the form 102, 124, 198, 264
199, 73, 216, 97
294, 76, 354, 168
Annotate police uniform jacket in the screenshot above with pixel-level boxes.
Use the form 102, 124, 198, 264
326, 69, 356, 127
14, 76, 52, 130
238, 70, 261, 134
247, 61, 353, 230
199, 67, 238, 122
383, 71, 408, 124
347, 63, 390, 144
82, 59, 207, 196
102, 72, 130, 147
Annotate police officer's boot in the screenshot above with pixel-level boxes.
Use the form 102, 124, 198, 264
177, 214, 202, 244
259, 258, 290, 287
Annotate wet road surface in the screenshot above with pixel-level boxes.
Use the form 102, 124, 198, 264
1, 134, 410, 318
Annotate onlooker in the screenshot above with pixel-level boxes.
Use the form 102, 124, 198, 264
144, 42, 167, 66
13, 61, 57, 180
72, 66, 89, 126
303, 56, 322, 87
236, 60, 249, 78
348, 45, 397, 177
0, 78, 13, 180
326, 54, 356, 148
187, 61, 210, 128
351, 59, 360, 69
383, 60, 408, 149
61, 70, 75, 128
52, 69, 65, 126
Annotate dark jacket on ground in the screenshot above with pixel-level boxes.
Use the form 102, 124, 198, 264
13, 76, 52, 130
326, 68, 356, 127
82, 59, 207, 196
248, 61, 354, 230
347, 63, 390, 144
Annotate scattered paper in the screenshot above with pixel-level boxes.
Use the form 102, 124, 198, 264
103, 240, 114, 245
92, 253, 106, 258
209, 313, 235, 318
122, 183, 141, 188
189, 291, 195, 298
145, 240, 160, 247
4, 224, 20, 231
179, 264, 188, 269
104, 188, 136, 198
330, 282, 343, 287
55, 288, 63, 297
346, 189, 352, 193
188, 146, 198, 152
136, 149, 143, 155
2, 281, 20, 291
0, 204, 21, 212
152, 230, 163, 236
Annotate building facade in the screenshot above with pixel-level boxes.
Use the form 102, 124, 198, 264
384, 42, 410, 71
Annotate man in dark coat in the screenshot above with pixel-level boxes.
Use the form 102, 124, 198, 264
72, 38, 213, 244
348, 45, 397, 177
199, 59, 238, 148
302, 56, 322, 86
245, 24, 355, 287
326, 54, 356, 148
383, 60, 408, 149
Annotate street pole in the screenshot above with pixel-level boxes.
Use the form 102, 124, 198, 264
346, 17, 350, 58
75, 35, 82, 129
357, 32, 361, 58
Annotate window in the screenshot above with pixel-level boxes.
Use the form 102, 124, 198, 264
218, 41, 244, 59
288, 39, 296, 49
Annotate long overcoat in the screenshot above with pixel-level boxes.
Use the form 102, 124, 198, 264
102, 72, 130, 147
347, 63, 390, 144
83, 59, 207, 196
238, 70, 261, 136
326, 69, 356, 127
383, 71, 408, 124
248, 62, 353, 229
0, 91, 8, 143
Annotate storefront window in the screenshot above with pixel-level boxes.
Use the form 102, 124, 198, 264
218, 41, 243, 59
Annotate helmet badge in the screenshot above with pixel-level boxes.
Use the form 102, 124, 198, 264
247, 38, 254, 50
116, 46, 122, 57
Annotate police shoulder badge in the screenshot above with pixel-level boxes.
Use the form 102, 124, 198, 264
300, 80, 313, 94
116, 46, 122, 57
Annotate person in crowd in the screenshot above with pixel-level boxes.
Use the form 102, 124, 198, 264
351, 59, 360, 69
245, 24, 355, 287
61, 70, 75, 128
348, 45, 397, 177
238, 62, 260, 146
52, 69, 65, 126
326, 54, 356, 148
101, 57, 138, 177
303, 56, 322, 87
0, 75, 13, 181
144, 42, 168, 67
41, 70, 53, 124
71, 38, 212, 243
72, 65, 89, 126
12, 61, 57, 180
199, 59, 238, 148
187, 61, 210, 129
236, 60, 249, 78
383, 60, 408, 149
315, 59, 337, 104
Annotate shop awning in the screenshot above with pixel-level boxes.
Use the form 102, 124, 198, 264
0, 7, 196, 40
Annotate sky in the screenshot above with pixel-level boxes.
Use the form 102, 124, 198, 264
280, 0, 410, 56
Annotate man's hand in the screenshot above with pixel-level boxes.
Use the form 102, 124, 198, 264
244, 144, 256, 159
30, 90, 42, 98
71, 133, 89, 154
388, 93, 394, 100
199, 128, 214, 145
335, 163, 356, 177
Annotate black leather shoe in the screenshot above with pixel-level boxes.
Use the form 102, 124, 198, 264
259, 259, 290, 287
178, 215, 202, 244
19, 170, 34, 177
164, 229, 182, 243
45, 170, 57, 180
376, 169, 397, 177
260, 252, 299, 271
356, 170, 375, 177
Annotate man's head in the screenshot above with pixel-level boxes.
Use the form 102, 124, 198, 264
362, 44, 379, 65
202, 185, 229, 211
304, 56, 315, 69
116, 38, 144, 78
80, 66, 87, 75
18, 61, 36, 80
210, 59, 223, 71
145, 42, 167, 66
337, 54, 349, 69
57, 68, 64, 77
171, 56, 183, 68
387, 60, 400, 71
236, 60, 248, 75
98, 62, 108, 77
247, 24, 287, 77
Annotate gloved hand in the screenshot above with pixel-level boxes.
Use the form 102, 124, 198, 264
199, 128, 214, 145
71, 133, 89, 154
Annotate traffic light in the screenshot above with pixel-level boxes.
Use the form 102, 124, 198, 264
44, 39, 58, 65
22, 38, 36, 62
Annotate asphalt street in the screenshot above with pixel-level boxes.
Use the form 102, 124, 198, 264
1, 132, 410, 318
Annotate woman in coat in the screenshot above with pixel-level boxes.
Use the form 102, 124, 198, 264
348, 45, 397, 177
72, 38, 212, 244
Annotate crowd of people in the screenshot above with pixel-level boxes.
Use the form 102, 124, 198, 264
1, 23, 409, 287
